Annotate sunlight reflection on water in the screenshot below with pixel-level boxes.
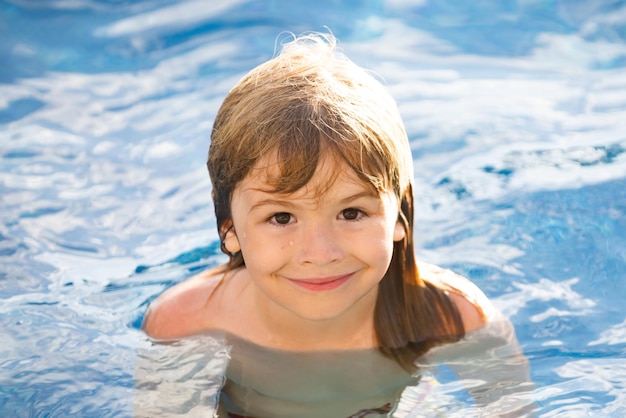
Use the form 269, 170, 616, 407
1, 0, 626, 416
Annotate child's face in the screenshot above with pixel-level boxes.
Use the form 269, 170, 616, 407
223, 154, 406, 323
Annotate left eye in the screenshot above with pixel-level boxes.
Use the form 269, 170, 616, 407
341, 208, 361, 220
272, 212, 293, 225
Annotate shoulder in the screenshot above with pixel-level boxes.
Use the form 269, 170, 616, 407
417, 260, 494, 333
142, 267, 227, 340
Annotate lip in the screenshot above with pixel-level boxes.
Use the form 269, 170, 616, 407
287, 273, 354, 292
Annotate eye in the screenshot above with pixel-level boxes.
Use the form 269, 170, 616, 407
341, 208, 363, 221
271, 212, 293, 225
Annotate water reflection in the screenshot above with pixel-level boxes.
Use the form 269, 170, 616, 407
2, 0, 626, 416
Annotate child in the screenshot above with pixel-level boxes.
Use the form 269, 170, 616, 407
142, 33, 530, 417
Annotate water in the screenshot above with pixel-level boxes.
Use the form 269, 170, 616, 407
1, 0, 626, 416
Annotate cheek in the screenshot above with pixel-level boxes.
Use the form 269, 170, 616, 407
359, 224, 396, 259
238, 229, 292, 266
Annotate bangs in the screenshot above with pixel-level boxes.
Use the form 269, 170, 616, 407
260, 100, 393, 197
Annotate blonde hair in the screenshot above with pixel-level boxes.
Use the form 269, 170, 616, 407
207, 33, 464, 368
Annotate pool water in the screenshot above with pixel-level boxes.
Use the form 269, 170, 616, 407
1, 0, 626, 416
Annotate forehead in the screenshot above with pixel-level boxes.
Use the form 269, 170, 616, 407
237, 152, 376, 201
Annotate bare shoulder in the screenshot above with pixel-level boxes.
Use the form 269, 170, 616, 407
142, 267, 227, 340
418, 260, 493, 333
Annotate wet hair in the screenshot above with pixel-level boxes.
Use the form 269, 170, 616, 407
207, 33, 464, 369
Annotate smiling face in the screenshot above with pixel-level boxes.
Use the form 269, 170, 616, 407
223, 154, 406, 323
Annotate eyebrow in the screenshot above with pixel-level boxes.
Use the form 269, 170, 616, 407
249, 197, 298, 212
247, 190, 380, 212
339, 190, 380, 204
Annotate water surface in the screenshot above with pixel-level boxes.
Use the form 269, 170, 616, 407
1, 0, 626, 416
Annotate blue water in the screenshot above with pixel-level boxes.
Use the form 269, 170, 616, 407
2, 0, 626, 416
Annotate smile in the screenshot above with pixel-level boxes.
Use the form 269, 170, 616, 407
287, 273, 353, 292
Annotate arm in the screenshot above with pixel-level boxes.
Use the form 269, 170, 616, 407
135, 268, 229, 417
418, 262, 536, 416
142, 268, 224, 340
421, 313, 535, 417
133, 334, 230, 417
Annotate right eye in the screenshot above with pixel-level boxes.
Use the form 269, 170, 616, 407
270, 212, 293, 225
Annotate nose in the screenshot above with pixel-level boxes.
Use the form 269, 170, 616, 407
295, 222, 345, 266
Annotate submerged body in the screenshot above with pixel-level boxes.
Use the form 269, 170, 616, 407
218, 331, 417, 418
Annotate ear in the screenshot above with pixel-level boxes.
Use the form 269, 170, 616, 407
223, 227, 241, 253
393, 220, 406, 242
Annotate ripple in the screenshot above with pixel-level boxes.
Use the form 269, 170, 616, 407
0, 97, 44, 123
1, 1, 626, 417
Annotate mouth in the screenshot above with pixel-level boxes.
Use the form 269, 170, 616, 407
287, 273, 354, 292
